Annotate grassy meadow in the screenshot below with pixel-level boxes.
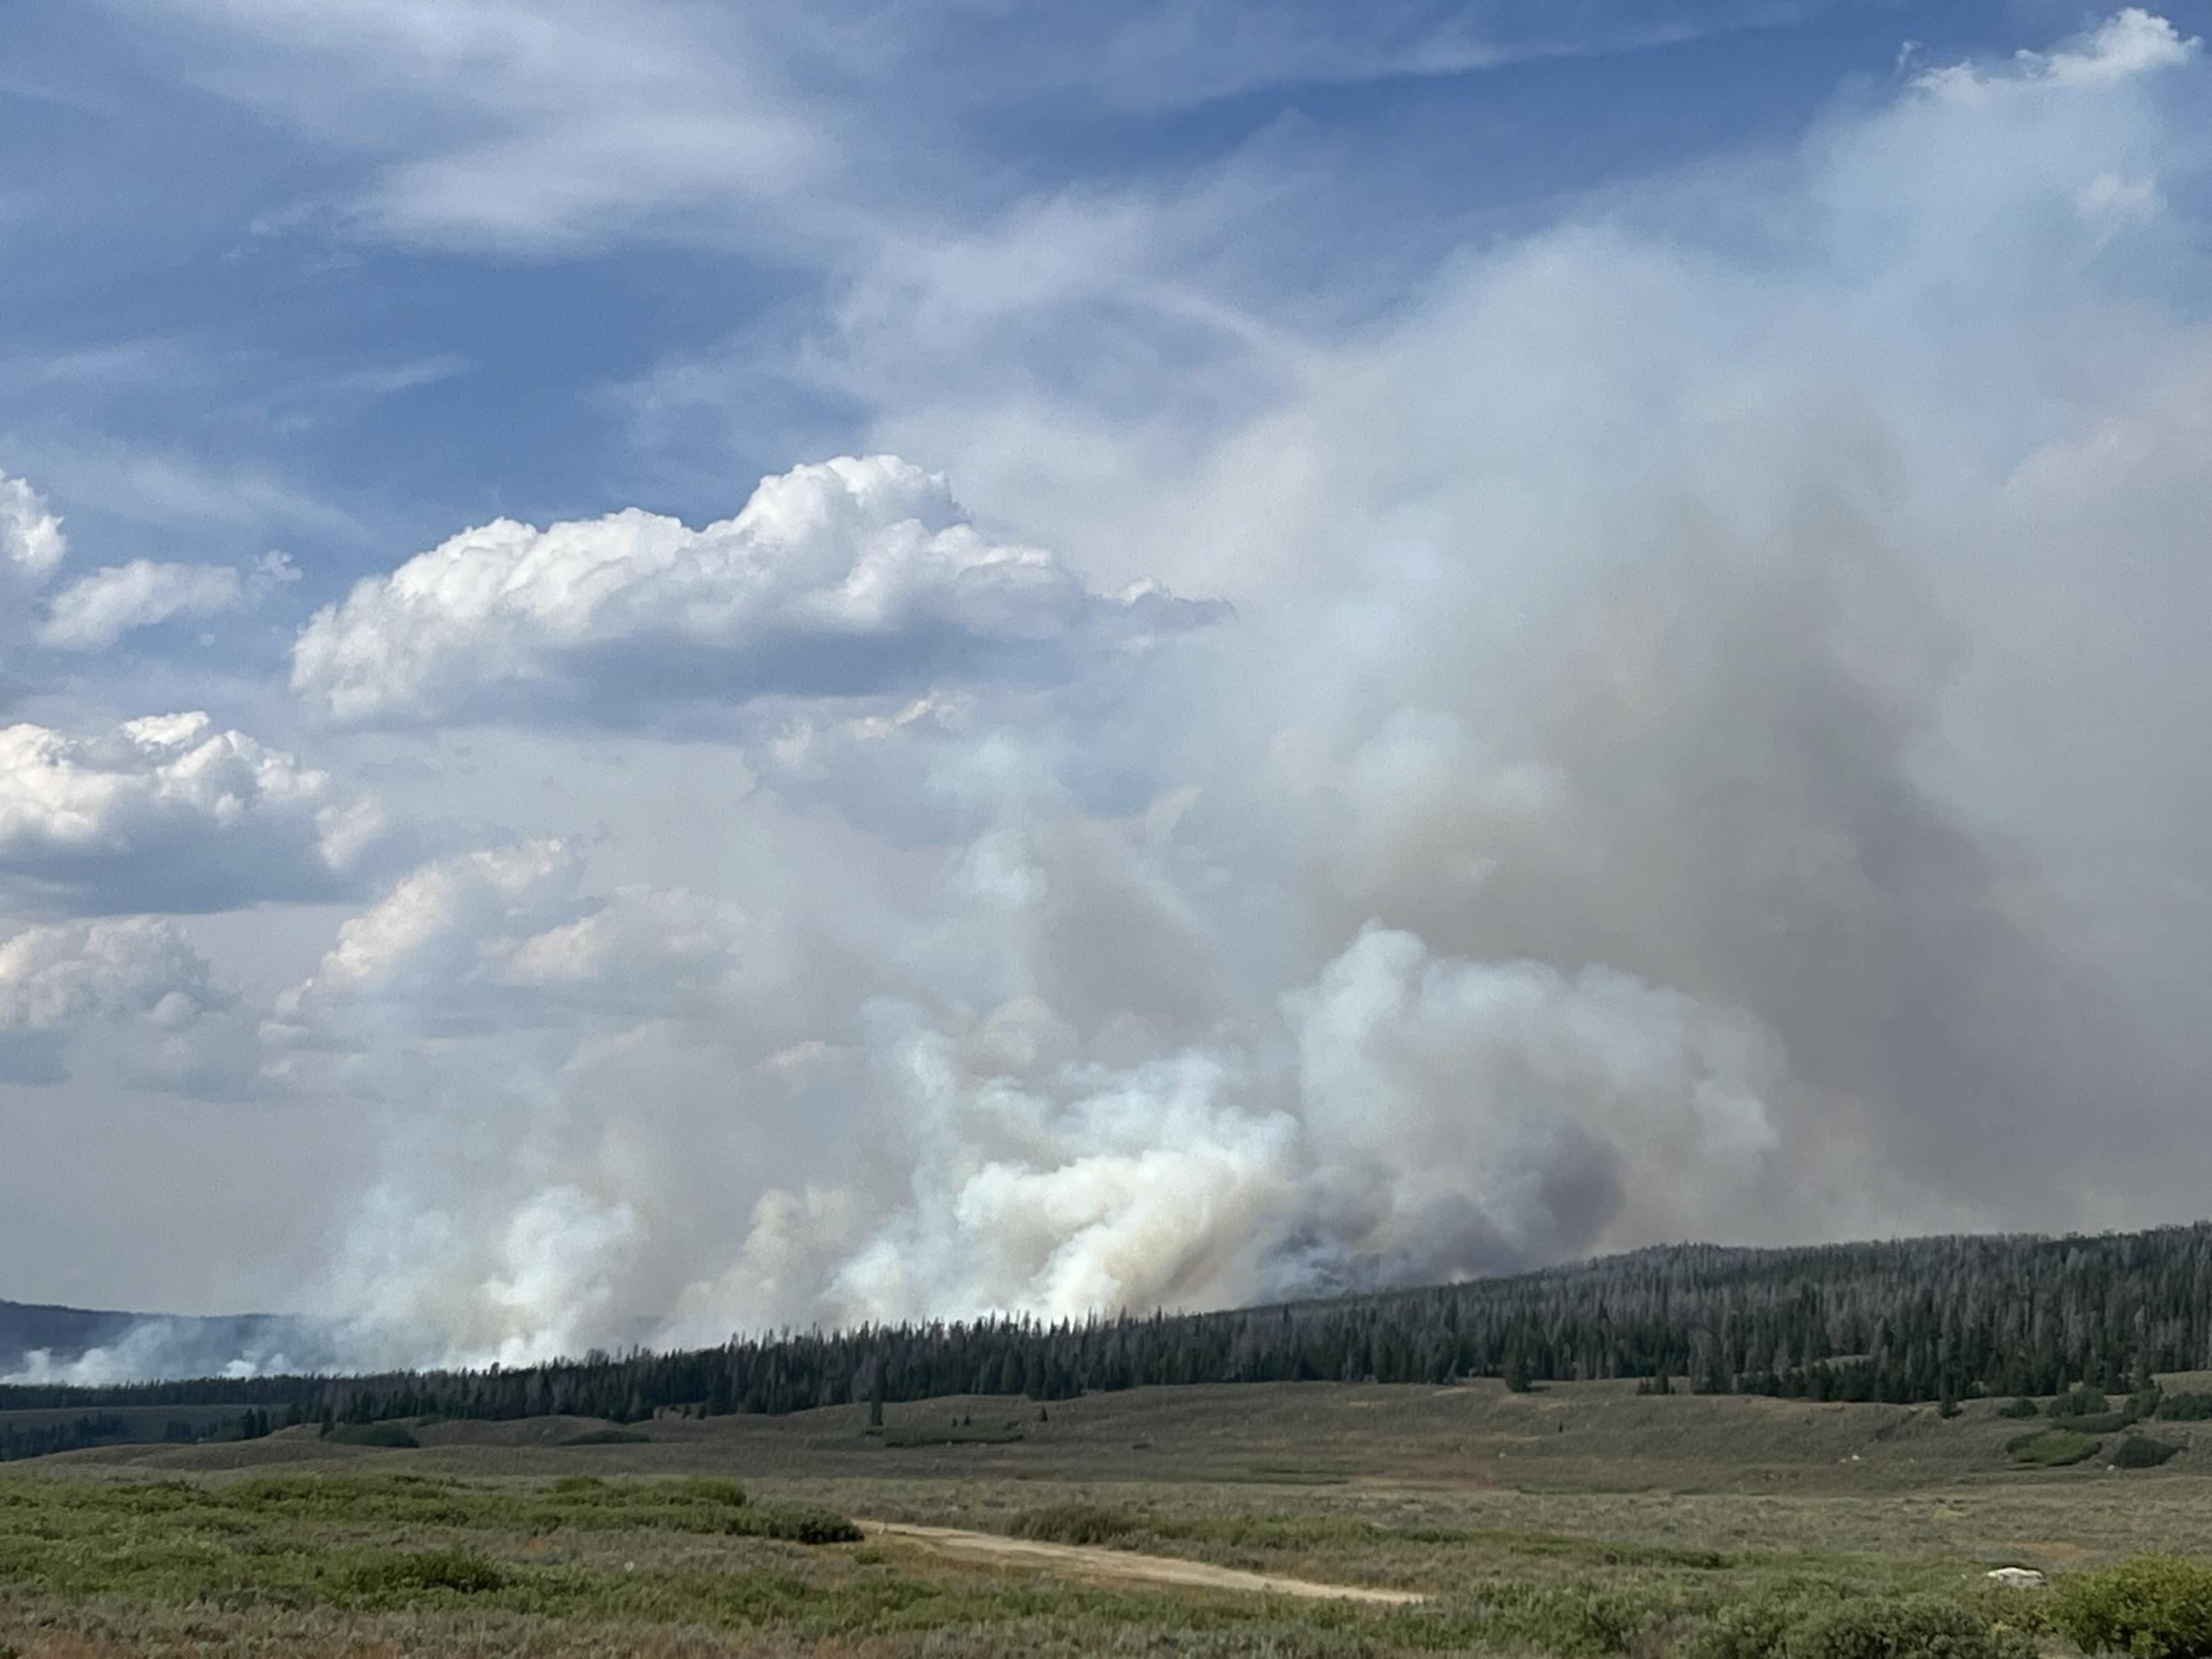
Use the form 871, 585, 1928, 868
5, 1377, 2211, 1656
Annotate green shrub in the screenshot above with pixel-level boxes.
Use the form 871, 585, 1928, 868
739, 1503, 862, 1544
2111, 1434, 2183, 1469
2132, 1388, 2165, 1418
2057, 1412, 2137, 1435
339, 1546, 510, 1599
1792, 1595, 2036, 1659
880, 1420, 1024, 1447
2158, 1393, 2212, 1421
1684, 1589, 2032, 1659
2051, 1557, 2212, 1657
1009, 1502, 1143, 1547
322, 1422, 419, 1449
1682, 1588, 1842, 1659
1450, 1577, 1690, 1657
2005, 1428, 2102, 1467
669, 1477, 748, 1508
1997, 1397, 2041, 1419
558, 1428, 649, 1445
2050, 1386, 2114, 1419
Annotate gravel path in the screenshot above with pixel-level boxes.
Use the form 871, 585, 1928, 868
860, 1519, 1427, 1605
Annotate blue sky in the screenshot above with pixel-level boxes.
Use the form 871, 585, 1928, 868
1, 2, 2100, 612
3, 2, 2212, 1370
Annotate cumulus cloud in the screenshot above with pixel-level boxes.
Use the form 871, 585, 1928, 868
0, 713, 385, 912
1, 468, 281, 663
0, 470, 68, 682
268, 841, 744, 1046
290, 455, 1223, 731
41, 560, 245, 650
1917, 7, 2198, 99
0, 915, 249, 1091
281, 841, 575, 1012
0, 472, 66, 584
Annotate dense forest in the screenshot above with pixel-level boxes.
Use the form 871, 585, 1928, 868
0, 1410, 275, 1462
6, 1225, 2212, 1430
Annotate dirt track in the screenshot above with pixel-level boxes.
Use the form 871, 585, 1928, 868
859, 1520, 1426, 1605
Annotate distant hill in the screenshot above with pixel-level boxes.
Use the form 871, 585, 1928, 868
0, 1299, 139, 1375
0, 1298, 311, 1383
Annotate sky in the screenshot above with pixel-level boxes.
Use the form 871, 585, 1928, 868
3, 1, 2211, 1375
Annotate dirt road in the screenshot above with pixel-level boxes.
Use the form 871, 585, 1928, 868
859, 1519, 1426, 1605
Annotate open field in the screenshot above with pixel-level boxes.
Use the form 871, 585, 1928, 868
6, 1379, 2212, 1655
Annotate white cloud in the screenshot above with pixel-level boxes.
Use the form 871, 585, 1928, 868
291, 454, 1221, 729
1010, 2, 1714, 114
294, 841, 572, 1003
270, 841, 746, 1046
41, 560, 246, 650
1916, 7, 2198, 100
2077, 171, 2162, 223
2024, 6, 2197, 88
0, 470, 69, 670
138, 0, 1799, 262
0, 465, 311, 668
0, 915, 247, 1090
0, 471, 66, 582
0, 712, 384, 911
488, 884, 738, 996
145, 0, 822, 255
0, 915, 222, 1033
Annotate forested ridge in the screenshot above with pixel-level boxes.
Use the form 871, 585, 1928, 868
8, 1225, 2212, 1425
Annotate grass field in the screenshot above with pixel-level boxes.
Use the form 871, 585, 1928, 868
5, 1378, 2210, 1656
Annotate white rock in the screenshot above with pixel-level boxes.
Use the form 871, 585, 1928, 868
1986, 1566, 2047, 1588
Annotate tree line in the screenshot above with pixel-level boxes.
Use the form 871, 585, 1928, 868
0, 1408, 277, 1462
5, 1224, 2211, 1426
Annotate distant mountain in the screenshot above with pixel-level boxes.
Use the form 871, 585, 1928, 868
0, 1298, 137, 1374
0, 1298, 314, 1383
